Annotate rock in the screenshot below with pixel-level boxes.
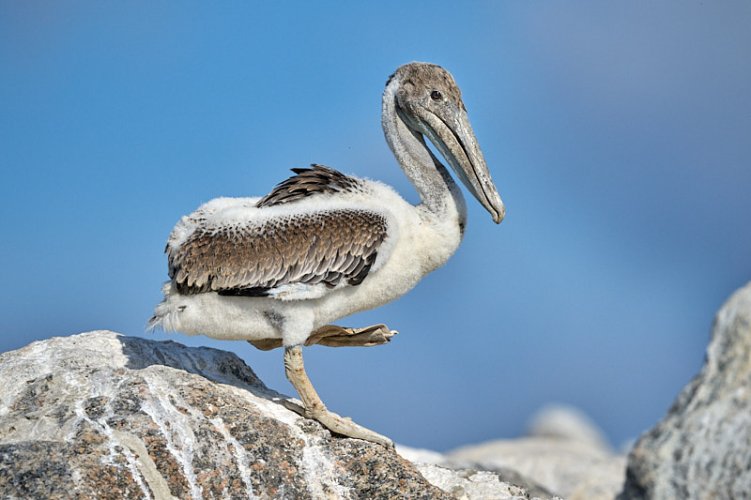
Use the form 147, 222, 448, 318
620, 282, 751, 499
414, 464, 542, 500
446, 438, 625, 500
397, 445, 557, 500
445, 406, 626, 500
396, 405, 618, 499
527, 404, 611, 452
0, 331, 537, 499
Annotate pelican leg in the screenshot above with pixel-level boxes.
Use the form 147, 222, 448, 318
283, 345, 393, 447
305, 324, 398, 347
248, 324, 397, 351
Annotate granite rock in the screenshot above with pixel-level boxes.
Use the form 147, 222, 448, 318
620, 282, 751, 499
0, 331, 539, 499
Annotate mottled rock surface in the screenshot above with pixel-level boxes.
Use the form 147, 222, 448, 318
0, 331, 536, 499
621, 282, 751, 499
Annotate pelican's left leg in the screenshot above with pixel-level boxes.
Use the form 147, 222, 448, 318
283, 344, 393, 447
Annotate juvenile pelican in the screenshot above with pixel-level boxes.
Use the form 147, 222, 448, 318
150, 62, 505, 447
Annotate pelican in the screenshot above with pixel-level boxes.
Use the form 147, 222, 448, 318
150, 62, 505, 447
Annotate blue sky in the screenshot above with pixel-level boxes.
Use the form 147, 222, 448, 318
1, 2, 750, 451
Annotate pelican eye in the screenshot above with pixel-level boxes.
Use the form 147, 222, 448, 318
430, 90, 443, 101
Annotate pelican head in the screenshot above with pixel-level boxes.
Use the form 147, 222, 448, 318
388, 62, 505, 223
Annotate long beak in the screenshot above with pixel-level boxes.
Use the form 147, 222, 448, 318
416, 105, 505, 224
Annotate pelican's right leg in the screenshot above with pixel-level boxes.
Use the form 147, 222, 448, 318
283, 344, 393, 447
305, 324, 397, 347
247, 324, 397, 351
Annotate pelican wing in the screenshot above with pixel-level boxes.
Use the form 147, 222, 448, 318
168, 208, 388, 298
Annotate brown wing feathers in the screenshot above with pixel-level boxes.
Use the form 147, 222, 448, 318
169, 209, 387, 296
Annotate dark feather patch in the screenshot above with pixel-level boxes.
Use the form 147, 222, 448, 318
256, 165, 361, 208
217, 287, 271, 297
